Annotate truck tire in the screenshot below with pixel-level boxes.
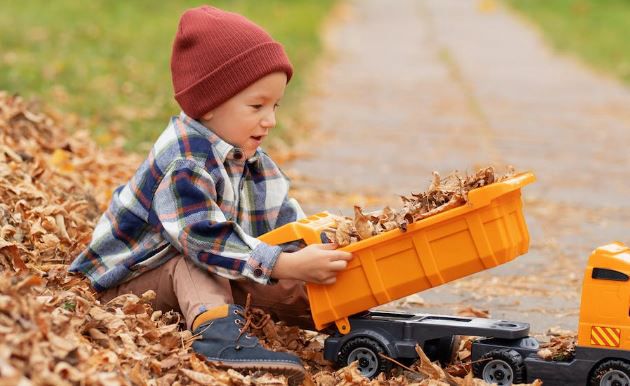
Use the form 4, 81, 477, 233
337, 337, 392, 379
473, 349, 525, 386
589, 359, 630, 386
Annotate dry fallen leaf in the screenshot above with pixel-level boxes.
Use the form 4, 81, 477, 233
456, 307, 490, 318
354, 205, 375, 240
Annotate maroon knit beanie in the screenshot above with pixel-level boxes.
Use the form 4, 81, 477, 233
171, 6, 293, 119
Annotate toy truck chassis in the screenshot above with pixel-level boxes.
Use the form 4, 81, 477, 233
323, 310, 531, 379
325, 311, 630, 386
472, 337, 630, 385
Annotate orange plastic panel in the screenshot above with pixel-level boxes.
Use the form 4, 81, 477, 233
578, 242, 630, 350
259, 172, 535, 333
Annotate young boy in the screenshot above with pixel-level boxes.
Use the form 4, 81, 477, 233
69, 5, 352, 384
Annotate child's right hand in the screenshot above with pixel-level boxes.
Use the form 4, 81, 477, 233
271, 243, 353, 285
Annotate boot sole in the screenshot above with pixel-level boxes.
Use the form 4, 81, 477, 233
212, 359, 306, 385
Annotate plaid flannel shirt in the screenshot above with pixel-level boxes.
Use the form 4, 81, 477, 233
69, 112, 304, 291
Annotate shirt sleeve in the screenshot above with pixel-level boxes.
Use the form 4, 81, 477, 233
152, 159, 281, 284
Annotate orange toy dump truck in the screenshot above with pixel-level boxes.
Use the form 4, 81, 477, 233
260, 172, 535, 333
258, 172, 539, 378
262, 171, 630, 384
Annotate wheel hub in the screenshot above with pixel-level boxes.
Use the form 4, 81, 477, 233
601, 369, 630, 386
482, 359, 514, 386
348, 347, 379, 378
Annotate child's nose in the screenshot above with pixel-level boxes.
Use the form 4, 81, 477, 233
261, 110, 276, 128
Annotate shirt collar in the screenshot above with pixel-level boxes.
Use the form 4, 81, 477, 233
179, 112, 263, 171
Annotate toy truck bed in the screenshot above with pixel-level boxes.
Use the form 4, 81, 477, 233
259, 172, 535, 333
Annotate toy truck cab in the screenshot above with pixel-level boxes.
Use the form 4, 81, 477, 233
578, 242, 630, 353
471, 242, 630, 386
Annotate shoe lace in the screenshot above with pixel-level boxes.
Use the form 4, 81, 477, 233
235, 293, 271, 341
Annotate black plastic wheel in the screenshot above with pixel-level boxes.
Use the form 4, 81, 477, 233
589, 359, 630, 386
472, 349, 525, 386
337, 337, 391, 378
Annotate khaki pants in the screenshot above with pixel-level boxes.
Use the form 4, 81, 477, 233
99, 255, 314, 330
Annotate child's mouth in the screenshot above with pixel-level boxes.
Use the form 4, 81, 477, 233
251, 135, 264, 142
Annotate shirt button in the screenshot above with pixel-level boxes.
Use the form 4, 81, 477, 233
233, 149, 243, 160
253, 268, 263, 277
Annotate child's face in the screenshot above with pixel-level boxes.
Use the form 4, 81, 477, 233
200, 72, 287, 159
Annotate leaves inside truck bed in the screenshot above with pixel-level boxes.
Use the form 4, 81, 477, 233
323, 167, 517, 247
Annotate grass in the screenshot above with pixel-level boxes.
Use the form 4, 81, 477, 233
0, 1, 335, 151
506, 0, 630, 85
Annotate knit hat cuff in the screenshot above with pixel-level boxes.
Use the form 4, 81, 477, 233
174, 41, 293, 119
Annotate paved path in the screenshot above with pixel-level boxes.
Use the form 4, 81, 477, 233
288, 0, 630, 333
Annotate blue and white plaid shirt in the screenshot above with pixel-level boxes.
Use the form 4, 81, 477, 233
69, 112, 304, 291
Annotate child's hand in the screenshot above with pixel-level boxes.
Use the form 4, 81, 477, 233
272, 243, 353, 285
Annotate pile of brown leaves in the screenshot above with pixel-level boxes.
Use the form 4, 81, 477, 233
0, 92, 282, 384
0, 271, 232, 385
323, 167, 515, 247
0, 92, 142, 269
0, 92, 540, 385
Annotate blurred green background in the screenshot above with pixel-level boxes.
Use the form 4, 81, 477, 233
506, 0, 630, 84
2, 0, 629, 153
0, 0, 335, 151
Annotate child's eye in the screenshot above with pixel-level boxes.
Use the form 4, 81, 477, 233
249, 104, 263, 110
